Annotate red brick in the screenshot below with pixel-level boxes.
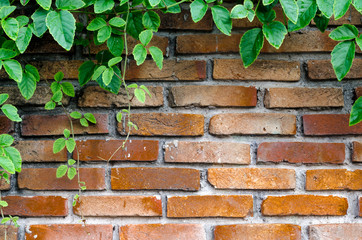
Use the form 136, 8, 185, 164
257, 142, 345, 164
78, 86, 163, 107
170, 85, 257, 107
126, 60, 206, 81
214, 224, 301, 240
309, 224, 362, 240
120, 224, 206, 240
303, 114, 362, 135
356, 87, 362, 98
3, 196, 68, 216
76, 139, 158, 162
22, 114, 108, 136
264, 88, 344, 108
213, 59, 300, 81
111, 167, 200, 191
208, 168, 295, 190
159, 9, 212, 30
0, 116, 13, 134
74, 196, 162, 216
167, 195, 253, 218
306, 169, 362, 190
25, 225, 113, 240
0, 226, 17, 240
308, 59, 362, 80
209, 113, 296, 135
353, 141, 362, 162
28, 60, 83, 79
261, 195, 348, 216
14, 140, 67, 162
18, 168, 105, 190
118, 113, 204, 136
164, 141, 250, 164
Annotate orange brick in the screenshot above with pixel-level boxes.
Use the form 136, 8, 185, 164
73, 196, 162, 216
213, 59, 300, 81
18, 168, 105, 190
167, 195, 253, 218
258, 142, 345, 164
264, 88, 344, 108
309, 224, 362, 240
169, 85, 257, 107
164, 141, 250, 164
3, 196, 68, 216
0, 116, 13, 134
22, 114, 108, 136
118, 113, 204, 136
111, 167, 200, 191
25, 225, 113, 239
76, 139, 158, 162
303, 114, 362, 135
360, 197, 362, 217
208, 168, 295, 190
0, 226, 17, 240
159, 9, 212, 30
308, 59, 362, 80
214, 224, 301, 240
261, 195, 348, 216
126, 60, 206, 81
353, 141, 362, 162
209, 113, 296, 135
14, 140, 67, 162
28, 60, 83, 79
306, 169, 362, 190
120, 224, 206, 240
78, 86, 163, 107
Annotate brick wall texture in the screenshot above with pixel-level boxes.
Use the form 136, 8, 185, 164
0, 6, 361, 240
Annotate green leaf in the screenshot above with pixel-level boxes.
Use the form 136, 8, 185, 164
134, 88, 146, 103
26, 64, 40, 82
244, 0, 253, 9
127, 83, 138, 88
80, 118, 88, 127
78, 61, 95, 86
0, 94, 8, 105
3, 59, 22, 82
87, 17, 107, 31
46, 10, 76, 51
63, 129, 70, 138
102, 67, 114, 85
127, 12, 144, 40
67, 167, 77, 180
0, 0, 9, 7
190, 0, 208, 22
133, 44, 147, 66
116, 112, 122, 122
31, 8, 49, 37
256, 9, 276, 24
211, 6, 232, 36
142, 11, 160, 31
353, 0, 362, 11
56, 0, 85, 10
159, 0, 181, 13
65, 138, 76, 153
1, 104, 21, 122
109, 17, 126, 27
334, 0, 352, 20
97, 25, 112, 43
263, 0, 275, 5
84, 113, 96, 123
288, 0, 317, 31
139, 30, 153, 46
0, 6, 16, 19
108, 57, 122, 67
231, 5, 248, 19
95, 65, 122, 94
51, 82, 61, 93
149, 46, 163, 70
52, 90, 63, 102
44, 101, 56, 110
0, 201, 8, 207
316, 0, 334, 18
263, 21, 287, 49
70, 111, 82, 119
149, 0, 160, 7
1, 218, 10, 224
356, 35, 362, 51
61, 82, 75, 97
314, 14, 329, 32
17, 16, 29, 28
56, 165, 68, 178
92, 65, 107, 80
349, 96, 362, 126
3, 147, 21, 172
280, 0, 299, 24
53, 138, 66, 153
36, 0, 51, 10
240, 28, 264, 68
18, 68, 37, 100
16, 27, 32, 54
331, 40, 355, 81
140, 85, 151, 97
329, 24, 359, 41
1, 18, 19, 41
0, 156, 14, 174
0, 49, 16, 60
94, 0, 114, 13
0, 134, 13, 146
68, 159, 76, 165
107, 35, 124, 56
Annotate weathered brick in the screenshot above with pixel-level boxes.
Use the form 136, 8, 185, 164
303, 114, 362, 135
257, 142, 345, 164
0, 116, 13, 134
208, 168, 295, 190
306, 169, 362, 190
164, 141, 250, 164
28, 60, 83, 79
118, 113, 204, 136
126, 60, 206, 81
159, 9, 212, 30
353, 141, 362, 162
18, 168, 105, 190
73, 196, 162, 216
308, 59, 362, 80
3, 196, 68, 216
264, 88, 344, 108
22, 114, 108, 136
111, 167, 199, 191
309, 224, 362, 240
261, 195, 348, 216
78, 86, 163, 107
170, 85, 257, 107
214, 224, 301, 240
120, 224, 206, 240
0, 226, 17, 240
213, 59, 300, 81
25, 225, 113, 240
0, 178, 10, 190
311, 7, 362, 26
360, 197, 362, 217
167, 195, 253, 218
14, 140, 67, 162
76, 139, 158, 162
26, 34, 71, 54
356, 87, 362, 98
209, 113, 296, 135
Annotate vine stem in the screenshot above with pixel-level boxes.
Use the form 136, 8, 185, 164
0, 191, 6, 240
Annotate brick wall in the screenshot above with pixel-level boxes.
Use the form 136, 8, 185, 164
0, 6, 361, 240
